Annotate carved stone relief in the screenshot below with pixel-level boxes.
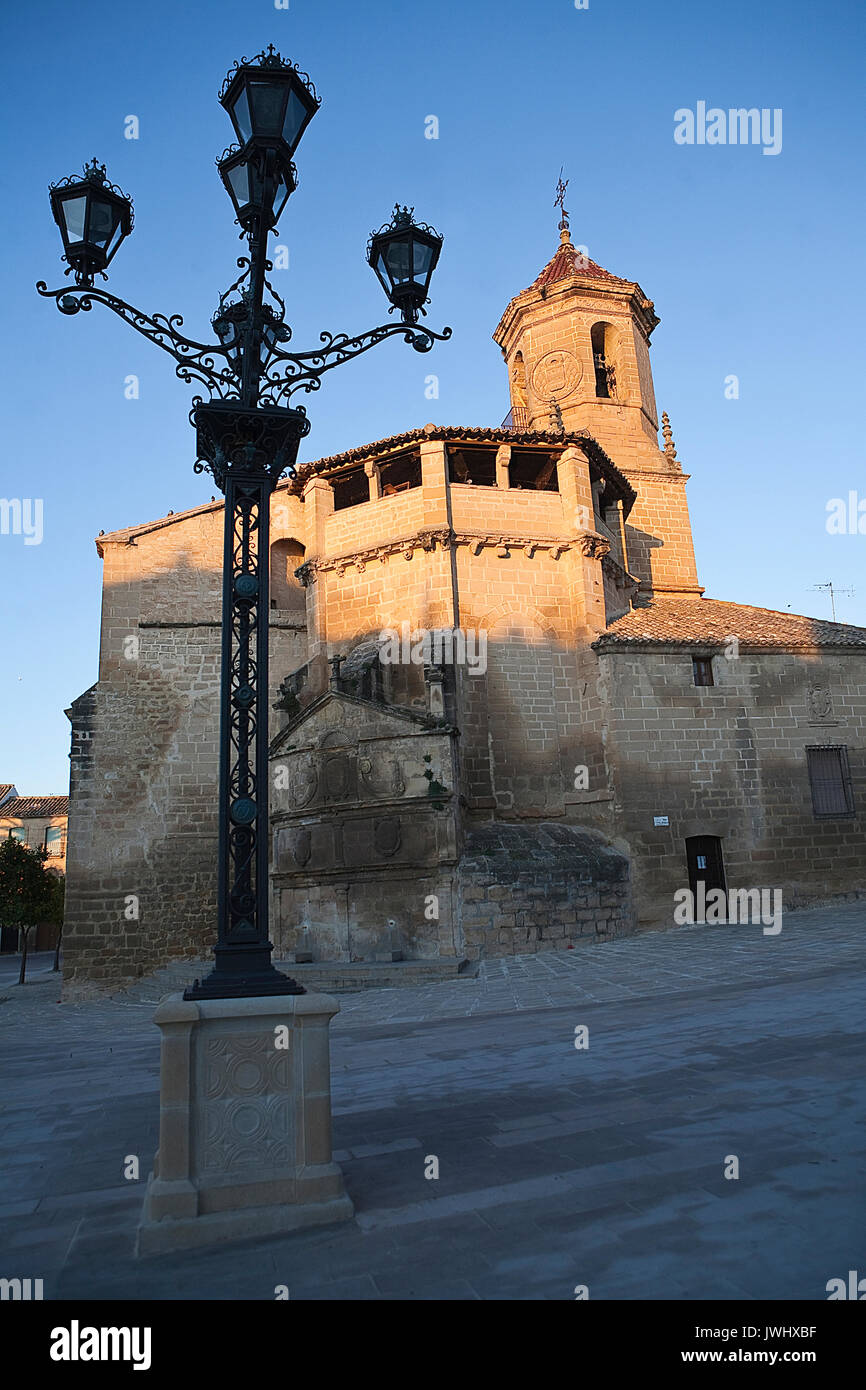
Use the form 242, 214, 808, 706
807, 684, 835, 724
289, 756, 318, 809
531, 349, 583, 402
197, 1034, 293, 1173
359, 756, 405, 799
373, 817, 402, 858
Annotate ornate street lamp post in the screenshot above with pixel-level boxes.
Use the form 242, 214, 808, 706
39, 46, 450, 1002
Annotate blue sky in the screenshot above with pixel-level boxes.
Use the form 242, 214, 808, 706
1, 0, 864, 791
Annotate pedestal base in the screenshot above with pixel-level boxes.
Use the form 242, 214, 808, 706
136, 991, 352, 1257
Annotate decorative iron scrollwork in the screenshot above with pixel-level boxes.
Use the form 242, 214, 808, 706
191, 398, 310, 491
36, 281, 240, 397
260, 322, 452, 404
224, 478, 264, 939
219, 44, 320, 107
37, 274, 450, 408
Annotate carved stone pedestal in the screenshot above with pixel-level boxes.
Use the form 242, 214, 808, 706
136, 991, 352, 1256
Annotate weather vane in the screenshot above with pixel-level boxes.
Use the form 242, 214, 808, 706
554, 168, 570, 232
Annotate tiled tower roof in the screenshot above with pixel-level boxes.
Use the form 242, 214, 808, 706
527, 227, 622, 292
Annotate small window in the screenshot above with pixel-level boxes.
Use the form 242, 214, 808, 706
331, 468, 370, 511
806, 746, 855, 818
6, 827, 26, 842
380, 448, 422, 495
508, 448, 559, 492
692, 656, 714, 686
448, 446, 497, 487
44, 827, 64, 856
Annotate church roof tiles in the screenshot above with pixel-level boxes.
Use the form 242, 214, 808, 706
594, 597, 866, 651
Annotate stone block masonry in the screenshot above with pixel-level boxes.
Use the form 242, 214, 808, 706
457, 823, 634, 957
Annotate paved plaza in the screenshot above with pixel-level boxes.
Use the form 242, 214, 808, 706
0, 904, 863, 1300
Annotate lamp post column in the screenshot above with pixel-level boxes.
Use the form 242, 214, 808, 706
184, 189, 306, 999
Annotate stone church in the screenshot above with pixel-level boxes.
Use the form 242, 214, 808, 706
62, 218, 866, 993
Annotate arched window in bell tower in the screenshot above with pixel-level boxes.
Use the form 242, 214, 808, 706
590, 323, 617, 399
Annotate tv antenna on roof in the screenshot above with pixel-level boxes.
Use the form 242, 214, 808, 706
810, 581, 855, 623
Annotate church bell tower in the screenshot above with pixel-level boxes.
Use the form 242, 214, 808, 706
493, 192, 702, 600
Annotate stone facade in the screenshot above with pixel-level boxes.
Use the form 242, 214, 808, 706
595, 625, 866, 921
269, 689, 462, 962
458, 824, 631, 954
60, 222, 866, 993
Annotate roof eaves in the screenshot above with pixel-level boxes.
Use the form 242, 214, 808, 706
94, 426, 637, 536
289, 425, 636, 507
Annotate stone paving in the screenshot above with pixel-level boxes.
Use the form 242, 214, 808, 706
0, 904, 863, 1300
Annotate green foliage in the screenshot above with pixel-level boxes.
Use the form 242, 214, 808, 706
422, 755, 449, 808
0, 837, 65, 931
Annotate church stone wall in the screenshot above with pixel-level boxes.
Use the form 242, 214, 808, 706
305, 441, 617, 822
448, 483, 562, 536
458, 823, 633, 956
323, 488, 427, 553
619, 469, 702, 599
62, 504, 308, 996
599, 647, 866, 923
452, 536, 609, 821
62, 512, 223, 994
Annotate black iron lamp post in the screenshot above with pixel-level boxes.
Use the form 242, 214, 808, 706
38, 45, 450, 1000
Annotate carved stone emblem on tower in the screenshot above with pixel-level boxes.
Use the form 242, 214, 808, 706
531, 349, 582, 402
